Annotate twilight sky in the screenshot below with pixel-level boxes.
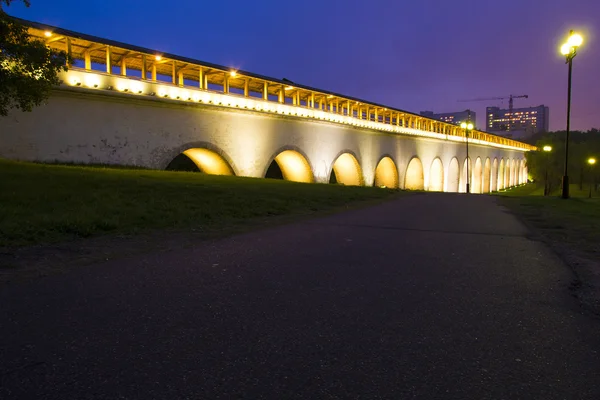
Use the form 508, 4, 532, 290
8, 0, 600, 131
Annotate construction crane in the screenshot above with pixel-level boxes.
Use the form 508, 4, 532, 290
458, 94, 529, 132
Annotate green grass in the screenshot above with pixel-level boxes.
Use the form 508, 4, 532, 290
497, 183, 600, 257
0, 159, 398, 247
498, 182, 600, 198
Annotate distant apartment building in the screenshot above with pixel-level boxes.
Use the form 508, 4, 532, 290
486, 105, 549, 139
420, 110, 476, 127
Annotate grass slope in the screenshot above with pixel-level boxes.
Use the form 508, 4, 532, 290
0, 159, 397, 247
497, 184, 599, 256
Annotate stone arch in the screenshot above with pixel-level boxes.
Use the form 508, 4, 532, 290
505, 160, 511, 188
491, 158, 499, 192
498, 159, 505, 190
472, 157, 483, 194
264, 148, 314, 183
329, 152, 363, 186
460, 157, 471, 193
374, 156, 399, 188
511, 159, 517, 187
520, 159, 526, 184
483, 158, 491, 193
164, 141, 238, 175
447, 157, 460, 193
404, 157, 424, 190
166, 147, 235, 176
429, 158, 444, 192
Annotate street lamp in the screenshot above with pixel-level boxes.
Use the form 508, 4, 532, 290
460, 117, 474, 194
588, 157, 596, 198
543, 145, 552, 196
559, 30, 584, 199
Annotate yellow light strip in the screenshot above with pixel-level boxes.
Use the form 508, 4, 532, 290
62, 69, 532, 152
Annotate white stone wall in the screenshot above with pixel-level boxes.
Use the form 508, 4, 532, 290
0, 88, 528, 190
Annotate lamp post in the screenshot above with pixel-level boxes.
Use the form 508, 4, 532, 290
559, 30, 584, 199
543, 145, 552, 196
588, 157, 596, 198
460, 115, 474, 194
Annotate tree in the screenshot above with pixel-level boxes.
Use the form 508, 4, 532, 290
0, 0, 68, 116
526, 129, 600, 194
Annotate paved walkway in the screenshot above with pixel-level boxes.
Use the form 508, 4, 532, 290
1, 193, 599, 399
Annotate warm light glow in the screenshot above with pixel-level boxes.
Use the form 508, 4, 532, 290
230, 70, 237, 77
374, 157, 399, 188
155, 55, 162, 61
448, 158, 460, 193
405, 158, 424, 190
273, 150, 314, 183
568, 33, 583, 47
44, 31, 52, 37
182, 148, 235, 175
331, 153, 363, 186
543, 145, 552, 152
560, 43, 571, 55
57, 68, 533, 153
130, 82, 143, 94
429, 158, 444, 192
483, 158, 491, 193
589, 158, 597, 165
472, 158, 483, 194
84, 75, 100, 88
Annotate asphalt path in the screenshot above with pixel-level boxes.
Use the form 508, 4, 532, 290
1, 193, 599, 399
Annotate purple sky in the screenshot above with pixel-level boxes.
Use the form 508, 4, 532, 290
8, 0, 600, 131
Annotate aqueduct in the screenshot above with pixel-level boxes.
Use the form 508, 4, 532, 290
0, 19, 535, 192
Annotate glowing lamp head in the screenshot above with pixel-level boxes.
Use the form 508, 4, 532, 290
560, 43, 571, 55
460, 122, 467, 129
155, 55, 162, 61
467, 123, 474, 130
44, 31, 52, 37
568, 33, 583, 47
230, 70, 237, 77
589, 158, 597, 165
543, 145, 552, 152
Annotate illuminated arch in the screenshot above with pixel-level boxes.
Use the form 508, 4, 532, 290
472, 157, 483, 194
166, 148, 235, 175
404, 157, 424, 190
498, 159, 505, 190
483, 158, 491, 193
511, 159, 517, 187
460, 157, 471, 193
429, 158, 444, 192
447, 157, 460, 193
505, 160, 511, 188
374, 156, 399, 188
329, 152, 363, 186
491, 158, 498, 192
265, 149, 314, 183
520, 159, 526, 184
